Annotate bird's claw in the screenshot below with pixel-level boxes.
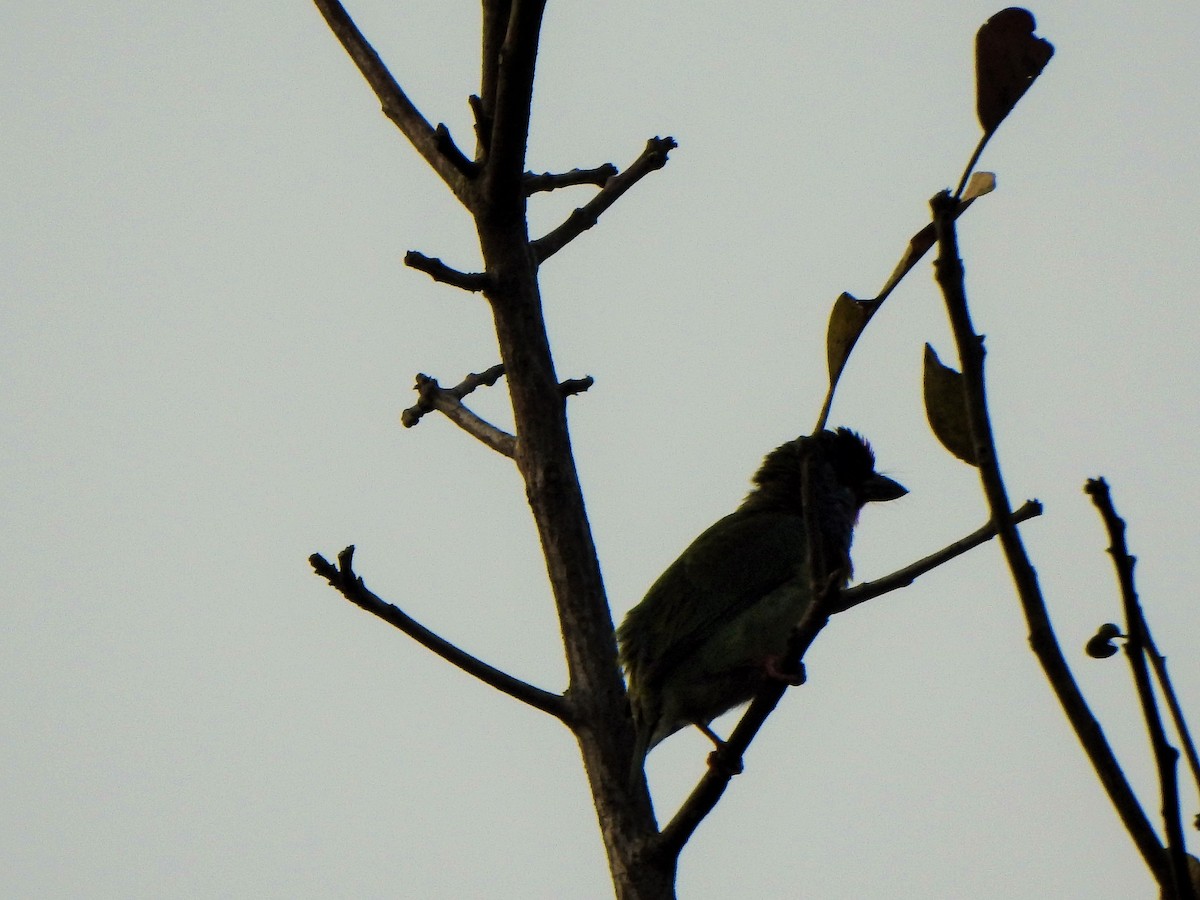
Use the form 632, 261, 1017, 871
707, 746, 744, 778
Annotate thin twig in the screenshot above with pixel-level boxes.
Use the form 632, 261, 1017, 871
954, 133, 991, 200
532, 137, 677, 263
309, 546, 571, 720
558, 376, 594, 398
1086, 478, 1197, 900
525, 164, 618, 195
435, 123, 479, 177
405, 251, 490, 292
1144, 631, 1200, 828
311, 0, 475, 207
930, 191, 1166, 883
401, 367, 517, 457
835, 499, 1043, 613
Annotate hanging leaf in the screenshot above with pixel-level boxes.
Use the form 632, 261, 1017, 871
814, 184, 995, 432
825, 292, 878, 386
814, 293, 878, 431
923, 343, 978, 465
976, 8, 1054, 136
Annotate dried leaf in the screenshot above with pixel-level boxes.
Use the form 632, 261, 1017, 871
923, 343, 978, 465
816, 186, 996, 431
976, 7, 1054, 135
826, 292, 878, 385
960, 171, 997, 202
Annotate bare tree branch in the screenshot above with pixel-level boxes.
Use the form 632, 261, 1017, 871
435, 123, 479, 177
401, 367, 517, 457
312, 0, 475, 207
835, 498, 1043, 613
310, 546, 571, 720
532, 137, 678, 263
558, 376, 594, 398
1144, 634, 1200, 830
482, 0, 548, 210
930, 191, 1167, 886
405, 251, 490, 292
525, 164, 618, 195
1086, 479, 1198, 900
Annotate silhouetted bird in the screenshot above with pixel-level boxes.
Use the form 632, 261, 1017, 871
618, 428, 905, 780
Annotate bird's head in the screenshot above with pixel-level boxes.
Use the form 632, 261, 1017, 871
743, 427, 907, 514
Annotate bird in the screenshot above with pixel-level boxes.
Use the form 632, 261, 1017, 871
617, 428, 906, 781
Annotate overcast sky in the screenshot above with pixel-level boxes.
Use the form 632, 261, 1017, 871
4, 2, 1199, 898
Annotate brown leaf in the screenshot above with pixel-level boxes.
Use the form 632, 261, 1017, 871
960, 171, 997, 202
815, 185, 995, 431
825, 292, 878, 386
976, 8, 1054, 135
923, 343, 978, 465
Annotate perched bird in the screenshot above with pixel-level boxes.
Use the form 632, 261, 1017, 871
618, 428, 906, 779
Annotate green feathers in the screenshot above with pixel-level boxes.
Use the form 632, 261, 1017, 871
618, 429, 905, 779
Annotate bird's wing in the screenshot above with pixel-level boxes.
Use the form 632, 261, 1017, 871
620, 509, 808, 690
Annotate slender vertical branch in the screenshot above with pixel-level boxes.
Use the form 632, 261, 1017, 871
1085, 479, 1198, 900
1145, 631, 1200, 820
930, 190, 1168, 885
482, 0, 548, 217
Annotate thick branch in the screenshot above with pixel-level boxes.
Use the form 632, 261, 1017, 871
310, 546, 570, 720
482, 0, 547, 213
1086, 479, 1197, 900
931, 191, 1167, 883
312, 0, 475, 207
320, 3, 669, 894
532, 137, 678, 263
405, 251, 490, 292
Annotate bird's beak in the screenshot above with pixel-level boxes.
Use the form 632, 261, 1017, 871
863, 473, 907, 503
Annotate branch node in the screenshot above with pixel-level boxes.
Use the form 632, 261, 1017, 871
400, 366, 516, 457
435, 122, 479, 177
531, 136, 678, 263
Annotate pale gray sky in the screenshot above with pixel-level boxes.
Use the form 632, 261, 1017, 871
4, 2, 1199, 898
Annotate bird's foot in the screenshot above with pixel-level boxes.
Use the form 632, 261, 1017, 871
696, 724, 743, 777
706, 745, 744, 778
764, 656, 806, 686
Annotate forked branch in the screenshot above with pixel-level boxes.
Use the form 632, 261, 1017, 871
930, 191, 1167, 886
1086, 478, 1198, 900
533, 137, 678, 263
400, 366, 516, 457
